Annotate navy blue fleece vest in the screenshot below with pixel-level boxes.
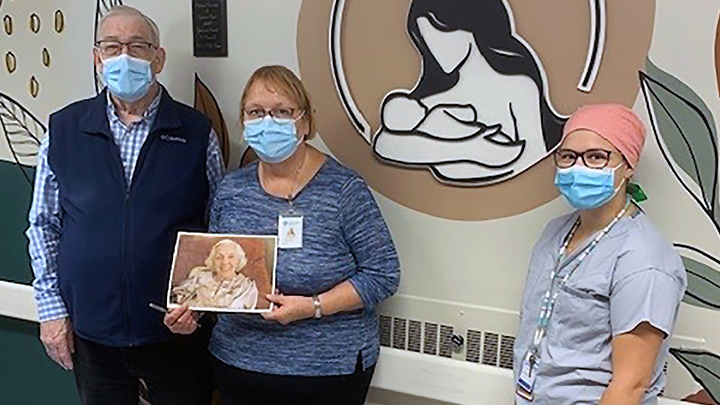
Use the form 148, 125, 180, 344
48, 88, 211, 346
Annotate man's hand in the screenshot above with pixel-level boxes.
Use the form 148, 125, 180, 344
40, 317, 74, 370
164, 304, 199, 334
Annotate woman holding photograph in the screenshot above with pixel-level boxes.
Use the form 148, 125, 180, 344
170, 239, 259, 310
164, 65, 401, 405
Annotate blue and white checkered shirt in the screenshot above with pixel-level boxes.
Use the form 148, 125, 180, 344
27, 91, 225, 322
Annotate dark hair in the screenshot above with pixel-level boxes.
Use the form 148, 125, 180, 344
407, 0, 565, 150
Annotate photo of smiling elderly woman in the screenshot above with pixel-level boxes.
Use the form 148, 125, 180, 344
168, 233, 277, 312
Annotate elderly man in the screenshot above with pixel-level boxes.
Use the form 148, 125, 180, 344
26, 5, 222, 405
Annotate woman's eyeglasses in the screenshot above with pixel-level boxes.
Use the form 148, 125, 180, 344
242, 107, 304, 123
554, 148, 613, 169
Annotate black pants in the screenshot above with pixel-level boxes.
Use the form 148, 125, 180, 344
72, 332, 213, 405
212, 355, 375, 405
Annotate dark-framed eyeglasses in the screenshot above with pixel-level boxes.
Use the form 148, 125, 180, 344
95, 40, 157, 57
242, 107, 305, 123
554, 148, 614, 169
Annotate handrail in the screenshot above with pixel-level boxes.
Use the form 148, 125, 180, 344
0, 280, 37, 322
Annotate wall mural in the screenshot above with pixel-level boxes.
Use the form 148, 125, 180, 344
0, 2, 77, 400
0, 91, 43, 287
299, 0, 654, 220
0, 0, 58, 289
641, 58, 720, 404
328, 0, 651, 186
0, 92, 44, 184
299, 0, 720, 402
348, 0, 567, 185
0, 3, 54, 182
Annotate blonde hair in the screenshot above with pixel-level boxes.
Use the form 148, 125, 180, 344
240, 65, 317, 139
205, 239, 247, 273
96, 5, 161, 46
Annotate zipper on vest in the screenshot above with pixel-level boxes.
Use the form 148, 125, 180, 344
106, 137, 133, 346
121, 190, 133, 346
122, 134, 156, 346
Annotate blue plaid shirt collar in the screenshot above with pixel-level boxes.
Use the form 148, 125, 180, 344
105, 89, 162, 132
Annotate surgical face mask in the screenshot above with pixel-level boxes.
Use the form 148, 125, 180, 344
243, 116, 302, 164
101, 54, 154, 102
554, 164, 626, 210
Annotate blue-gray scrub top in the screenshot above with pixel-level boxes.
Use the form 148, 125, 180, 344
514, 210, 687, 405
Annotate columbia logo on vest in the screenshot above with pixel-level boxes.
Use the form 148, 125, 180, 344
160, 134, 187, 144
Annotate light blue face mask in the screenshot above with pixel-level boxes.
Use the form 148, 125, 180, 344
101, 54, 154, 102
243, 116, 302, 163
554, 164, 625, 210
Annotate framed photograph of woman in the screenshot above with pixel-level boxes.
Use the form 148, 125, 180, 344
167, 232, 277, 312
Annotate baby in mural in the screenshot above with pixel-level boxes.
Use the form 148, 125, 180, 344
373, 0, 565, 184
171, 239, 259, 310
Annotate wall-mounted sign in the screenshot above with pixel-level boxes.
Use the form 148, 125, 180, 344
297, 0, 654, 220
192, 0, 228, 57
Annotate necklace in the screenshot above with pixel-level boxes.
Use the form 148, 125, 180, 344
259, 147, 306, 209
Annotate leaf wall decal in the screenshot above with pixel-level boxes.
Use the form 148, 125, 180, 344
0, 92, 46, 183
684, 389, 719, 405
670, 348, 720, 405
94, 0, 123, 93
194, 74, 230, 167
676, 244, 720, 311
240, 146, 258, 168
641, 60, 720, 231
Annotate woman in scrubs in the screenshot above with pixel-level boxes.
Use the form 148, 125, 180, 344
514, 104, 687, 405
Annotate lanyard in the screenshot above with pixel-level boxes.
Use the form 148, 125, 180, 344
530, 199, 631, 352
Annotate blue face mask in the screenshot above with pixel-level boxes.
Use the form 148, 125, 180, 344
243, 116, 301, 163
101, 54, 154, 102
554, 165, 625, 210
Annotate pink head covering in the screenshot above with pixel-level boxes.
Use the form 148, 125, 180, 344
562, 103, 646, 168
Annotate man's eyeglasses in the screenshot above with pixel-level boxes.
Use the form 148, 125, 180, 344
95, 40, 157, 58
554, 148, 613, 169
242, 107, 304, 123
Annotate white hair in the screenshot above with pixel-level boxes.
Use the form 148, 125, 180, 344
205, 239, 247, 272
96, 5, 161, 46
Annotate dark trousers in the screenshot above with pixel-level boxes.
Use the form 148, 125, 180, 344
72, 332, 213, 405
212, 355, 375, 405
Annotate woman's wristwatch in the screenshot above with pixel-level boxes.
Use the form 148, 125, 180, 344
312, 294, 322, 319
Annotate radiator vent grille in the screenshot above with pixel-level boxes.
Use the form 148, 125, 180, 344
392, 317, 407, 350
482, 332, 499, 366
466, 329, 482, 363
423, 322, 438, 356
379, 315, 516, 372
439, 325, 454, 358
499, 335, 515, 369
379, 315, 392, 347
408, 320, 422, 353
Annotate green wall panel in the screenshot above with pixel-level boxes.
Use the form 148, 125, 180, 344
0, 159, 34, 284
0, 317, 79, 404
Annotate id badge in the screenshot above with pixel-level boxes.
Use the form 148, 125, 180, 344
516, 350, 539, 401
278, 214, 303, 249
